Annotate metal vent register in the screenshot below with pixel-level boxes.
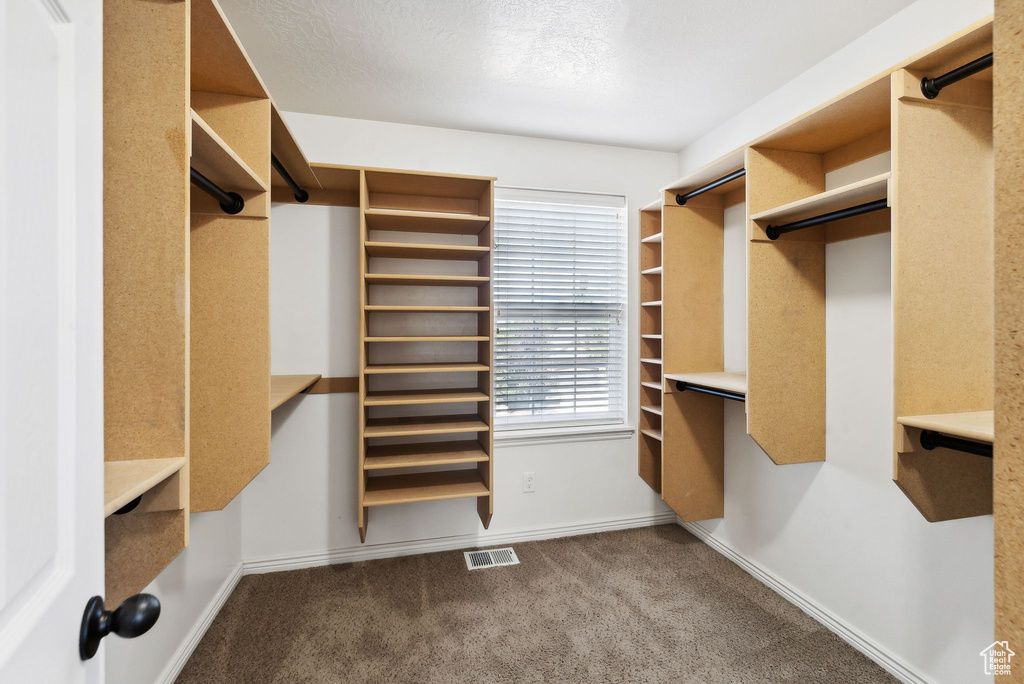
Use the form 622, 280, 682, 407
464, 547, 520, 570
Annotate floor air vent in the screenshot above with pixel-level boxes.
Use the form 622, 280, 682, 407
464, 547, 519, 570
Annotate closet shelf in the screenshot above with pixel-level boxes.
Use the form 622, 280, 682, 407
750, 173, 890, 226
665, 372, 748, 396
641, 301, 663, 307
365, 304, 489, 313
364, 389, 489, 406
640, 428, 663, 441
641, 381, 663, 391
363, 469, 489, 506
641, 266, 663, 275
364, 241, 490, 260
640, 358, 663, 365
270, 374, 321, 411
365, 273, 490, 287
364, 414, 490, 438
364, 362, 489, 375
642, 334, 663, 340
897, 411, 993, 443
641, 405, 663, 416
190, 109, 267, 194
104, 457, 187, 517
364, 335, 489, 343
364, 441, 489, 470
364, 208, 490, 234
641, 233, 663, 244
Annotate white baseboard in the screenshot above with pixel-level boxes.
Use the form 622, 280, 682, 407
677, 519, 931, 684
243, 510, 678, 575
157, 562, 243, 684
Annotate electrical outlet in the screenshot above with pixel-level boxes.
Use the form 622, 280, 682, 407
522, 472, 536, 493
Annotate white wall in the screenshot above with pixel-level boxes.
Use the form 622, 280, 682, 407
240, 117, 679, 565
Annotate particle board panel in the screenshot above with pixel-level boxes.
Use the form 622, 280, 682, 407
746, 147, 827, 465
365, 209, 491, 234
270, 374, 322, 410
663, 148, 746, 196
666, 372, 748, 396
897, 411, 994, 443
364, 441, 490, 469
364, 414, 489, 438
270, 102, 320, 193
750, 173, 890, 228
306, 376, 359, 394
892, 66, 994, 521
191, 92, 271, 189
104, 457, 187, 517
822, 128, 892, 173
661, 390, 724, 521
190, 215, 270, 512
190, 0, 267, 99
365, 241, 490, 260
477, 182, 496, 530
363, 362, 490, 375
363, 470, 489, 507
995, 0, 1024, 655
365, 273, 489, 287
190, 109, 267, 194
105, 510, 186, 606
298, 163, 361, 207
358, 171, 369, 543
364, 169, 495, 202
638, 433, 662, 493
365, 305, 490, 313
364, 388, 489, 406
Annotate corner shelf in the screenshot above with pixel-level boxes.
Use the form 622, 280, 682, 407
270, 374, 321, 411
363, 470, 490, 506
104, 458, 187, 517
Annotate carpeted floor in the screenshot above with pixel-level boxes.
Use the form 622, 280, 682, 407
178, 525, 895, 683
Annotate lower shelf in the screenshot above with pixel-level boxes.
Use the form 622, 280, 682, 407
364, 414, 490, 438
640, 428, 663, 441
896, 410, 993, 443
364, 441, 489, 470
270, 374, 322, 411
363, 469, 489, 506
104, 457, 187, 517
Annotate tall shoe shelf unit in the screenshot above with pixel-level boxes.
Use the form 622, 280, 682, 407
638, 201, 664, 492
637, 17, 994, 524
358, 170, 496, 543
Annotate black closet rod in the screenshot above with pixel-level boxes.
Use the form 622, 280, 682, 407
675, 168, 746, 206
921, 52, 993, 99
271, 153, 309, 203
675, 381, 746, 403
920, 430, 992, 458
190, 167, 244, 215
765, 198, 887, 240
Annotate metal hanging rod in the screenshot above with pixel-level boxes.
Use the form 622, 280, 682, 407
190, 167, 244, 215
675, 168, 746, 206
765, 198, 888, 240
920, 430, 992, 458
271, 153, 309, 203
921, 52, 993, 99
675, 381, 745, 403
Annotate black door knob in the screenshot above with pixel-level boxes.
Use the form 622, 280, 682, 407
79, 593, 161, 660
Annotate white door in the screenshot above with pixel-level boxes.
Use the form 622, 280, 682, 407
0, 0, 105, 681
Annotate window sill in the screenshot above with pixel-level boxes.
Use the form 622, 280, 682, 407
494, 424, 636, 448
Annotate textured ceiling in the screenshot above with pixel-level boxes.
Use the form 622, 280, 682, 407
218, 0, 916, 151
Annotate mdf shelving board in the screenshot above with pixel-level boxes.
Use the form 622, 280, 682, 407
363, 470, 490, 506
365, 304, 490, 313
641, 301, 663, 307
364, 362, 489, 374
640, 428, 663, 441
364, 208, 491, 234
663, 148, 746, 197
364, 441, 490, 470
641, 266, 663, 275
665, 372, 748, 396
640, 358, 663, 365
641, 381, 663, 391
304, 163, 361, 207
270, 374, 321, 411
641, 233, 663, 243
269, 102, 321, 203
191, 0, 268, 100
365, 336, 490, 343
897, 411, 993, 443
190, 110, 267, 194
642, 334, 663, 340
105, 458, 187, 517
364, 389, 489, 406
641, 405, 663, 416
365, 273, 490, 287
363, 415, 490, 438
364, 241, 490, 260
364, 169, 495, 215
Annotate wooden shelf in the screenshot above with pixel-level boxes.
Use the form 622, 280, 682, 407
665, 372, 748, 396
365, 304, 489, 313
364, 208, 490, 234
641, 266, 663, 275
364, 441, 489, 470
270, 374, 321, 411
642, 334, 663, 340
641, 301, 663, 307
364, 362, 489, 375
641, 233, 663, 243
364, 335, 489, 343
641, 405, 663, 416
750, 172, 890, 226
364, 414, 490, 438
640, 428, 663, 441
640, 358, 663, 365
365, 241, 490, 260
363, 469, 489, 506
641, 381, 663, 391
105, 457, 187, 517
190, 109, 267, 194
364, 389, 489, 406
897, 410, 993, 444
365, 273, 490, 287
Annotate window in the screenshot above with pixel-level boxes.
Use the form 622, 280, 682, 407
493, 187, 627, 432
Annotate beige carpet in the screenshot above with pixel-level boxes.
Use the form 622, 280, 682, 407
178, 525, 895, 683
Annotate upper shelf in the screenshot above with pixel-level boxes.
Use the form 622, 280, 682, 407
364, 208, 491, 234
190, 109, 268, 194
191, 0, 267, 99
641, 233, 663, 244
665, 372, 748, 396
750, 173, 891, 226
897, 411, 993, 443
270, 103, 320, 198
365, 241, 490, 260
104, 457, 187, 517
270, 374, 321, 411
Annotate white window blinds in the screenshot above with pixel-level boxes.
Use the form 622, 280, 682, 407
494, 187, 627, 431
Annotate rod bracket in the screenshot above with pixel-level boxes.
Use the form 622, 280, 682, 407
220, 192, 245, 215
675, 194, 687, 206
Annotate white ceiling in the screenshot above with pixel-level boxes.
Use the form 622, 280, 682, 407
219, 0, 916, 152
